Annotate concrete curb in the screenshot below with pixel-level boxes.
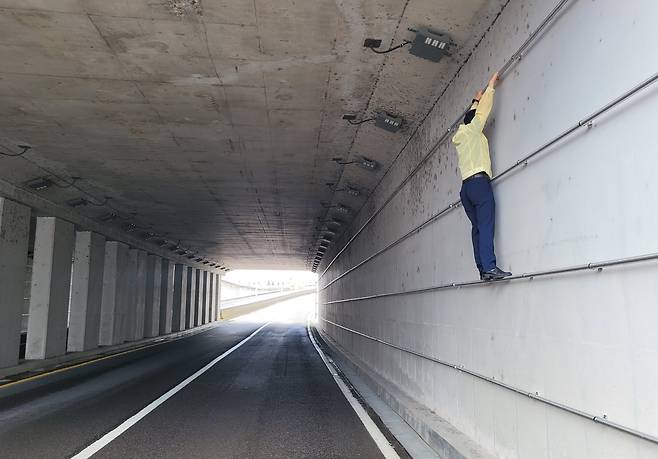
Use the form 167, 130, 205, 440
0, 321, 221, 383
318, 328, 496, 459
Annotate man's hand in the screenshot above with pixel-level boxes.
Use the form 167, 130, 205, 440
488, 71, 499, 88
474, 90, 483, 102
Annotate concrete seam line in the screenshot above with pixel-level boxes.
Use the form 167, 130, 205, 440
70, 322, 270, 459
320, 249, 658, 304
319, 69, 658, 291
306, 319, 400, 459
318, 0, 576, 280
319, 318, 658, 445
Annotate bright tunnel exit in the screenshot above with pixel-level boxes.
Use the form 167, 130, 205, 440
219, 270, 318, 323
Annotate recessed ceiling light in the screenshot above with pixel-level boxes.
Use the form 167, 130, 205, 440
356, 155, 378, 171
26, 177, 52, 191
66, 197, 88, 207
375, 112, 403, 132
99, 212, 118, 222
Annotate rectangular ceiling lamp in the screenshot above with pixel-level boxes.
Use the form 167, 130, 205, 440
409, 28, 451, 62
375, 112, 403, 132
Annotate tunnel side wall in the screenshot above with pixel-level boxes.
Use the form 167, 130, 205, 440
319, 0, 658, 457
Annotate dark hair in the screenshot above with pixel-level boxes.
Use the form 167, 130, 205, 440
463, 109, 476, 125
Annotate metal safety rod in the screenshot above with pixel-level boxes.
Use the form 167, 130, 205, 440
319, 318, 658, 445
320, 69, 658, 291
321, 249, 658, 304
319, 0, 577, 280
498, 0, 573, 77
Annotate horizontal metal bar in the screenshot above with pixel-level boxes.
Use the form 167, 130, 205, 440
319, 317, 658, 445
320, 70, 658, 291
321, 249, 658, 304
319, 0, 576, 280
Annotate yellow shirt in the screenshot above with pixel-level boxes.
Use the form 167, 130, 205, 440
451, 86, 495, 180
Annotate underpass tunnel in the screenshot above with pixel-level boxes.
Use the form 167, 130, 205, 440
1, 0, 657, 457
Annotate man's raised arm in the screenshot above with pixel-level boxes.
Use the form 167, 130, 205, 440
472, 72, 499, 131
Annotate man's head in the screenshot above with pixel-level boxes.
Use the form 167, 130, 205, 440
463, 108, 476, 125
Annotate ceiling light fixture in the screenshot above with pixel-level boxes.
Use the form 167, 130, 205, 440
332, 155, 378, 171
26, 177, 52, 191
408, 27, 453, 62
66, 197, 88, 207
375, 112, 404, 132
321, 202, 351, 214
99, 212, 118, 222
326, 183, 362, 197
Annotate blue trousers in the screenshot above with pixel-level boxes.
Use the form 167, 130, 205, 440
460, 175, 497, 272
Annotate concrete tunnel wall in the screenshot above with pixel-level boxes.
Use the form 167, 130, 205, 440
318, 0, 658, 457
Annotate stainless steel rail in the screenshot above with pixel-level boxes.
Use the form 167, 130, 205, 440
320, 249, 658, 304
319, 317, 658, 445
320, 70, 658, 291
319, 0, 575, 280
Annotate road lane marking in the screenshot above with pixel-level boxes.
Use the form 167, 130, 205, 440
71, 322, 270, 459
306, 319, 400, 459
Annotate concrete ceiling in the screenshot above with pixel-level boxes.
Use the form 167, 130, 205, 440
0, 0, 506, 270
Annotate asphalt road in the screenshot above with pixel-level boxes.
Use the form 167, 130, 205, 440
0, 295, 383, 458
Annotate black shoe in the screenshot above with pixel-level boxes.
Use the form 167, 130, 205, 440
479, 272, 486, 281
482, 267, 512, 281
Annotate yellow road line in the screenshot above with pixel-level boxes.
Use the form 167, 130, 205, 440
0, 338, 175, 390
0, 316, 254, 390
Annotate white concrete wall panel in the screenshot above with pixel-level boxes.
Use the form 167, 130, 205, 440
0, 198, 30, 368
144, 255, 162, 338
319, 1, 658, 457
99, 241, 129, 346
159, 259, 174, 335
68, 231, 106, 352
185, 266, 196, 329
133, 250, 148, 341
25, 217, 75, 360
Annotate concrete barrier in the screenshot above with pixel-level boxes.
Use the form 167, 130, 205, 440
220, 289, 315, 320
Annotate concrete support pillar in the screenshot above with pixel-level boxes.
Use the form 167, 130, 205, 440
0, 198, 30, 368
67, 231, 105, 352
99, 241, 129, 346
194, 268, 202, 326
201, 270, 209, 324
208, 272, 215, 323
123, 249, 139, 342
144, 255, 162, 338
159, 259, 174, 335
172, 264, 187, 332
206, 271, 212, 323
132, 250, 148, 341
25, 217, 75, 360
214, 273, 221, 321
185, 266, 196, 329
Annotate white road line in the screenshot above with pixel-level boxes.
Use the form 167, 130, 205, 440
71, 322, 270, 459
306, 319, 400, 459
